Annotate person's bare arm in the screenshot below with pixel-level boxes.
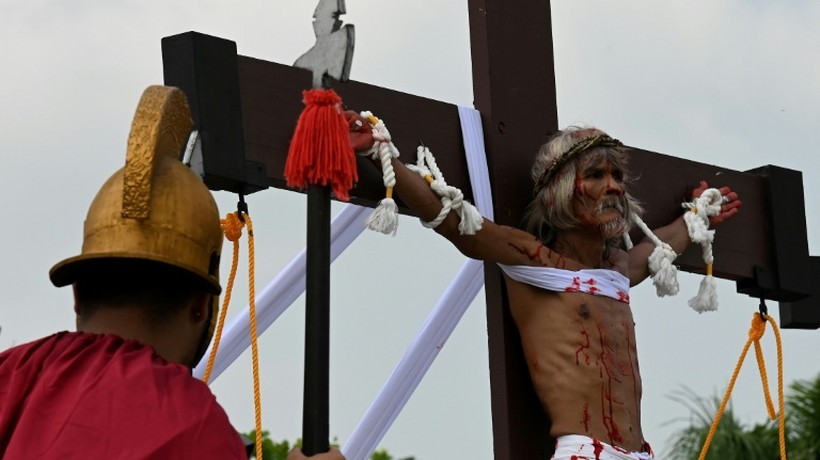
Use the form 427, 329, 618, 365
347, 111, 578, 269
627, 181, 741, 285
391, 156, 579, 267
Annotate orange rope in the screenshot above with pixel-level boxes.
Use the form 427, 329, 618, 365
698, 313, 787, 460
245, 214, 264, 460
203, 212, 243, 384
769, 314, 787, 458
201, 211, 263, 460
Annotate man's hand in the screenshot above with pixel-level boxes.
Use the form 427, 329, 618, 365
286, 447, 345, 460
691, 180, 742, 225
344, 110, 375, 153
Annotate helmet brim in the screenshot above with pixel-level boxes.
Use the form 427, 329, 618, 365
50, 252, 222, 295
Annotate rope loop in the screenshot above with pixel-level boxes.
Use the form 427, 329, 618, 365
631, 213, 680, 296
748, 315, 766, 341
697, 311, 787, 460
682, 188, 724, 312
204, 207, 263, 460
408, 145, 483, 235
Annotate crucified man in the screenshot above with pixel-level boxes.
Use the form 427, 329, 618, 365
347, 115, 740, 460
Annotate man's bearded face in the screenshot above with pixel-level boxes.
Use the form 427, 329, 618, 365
573, 159, 628, 239
593, 198, 628, 239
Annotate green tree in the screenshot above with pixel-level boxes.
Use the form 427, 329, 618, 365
786, 374, 820, 460
244, 430, 299, 460
665, 387, 778, 460
667, 374, 820, 459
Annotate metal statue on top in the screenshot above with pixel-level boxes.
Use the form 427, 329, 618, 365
294, 0, 355, 88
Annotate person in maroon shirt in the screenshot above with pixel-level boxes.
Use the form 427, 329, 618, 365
0, 86, 342, 460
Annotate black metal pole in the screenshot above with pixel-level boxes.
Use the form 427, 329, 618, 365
302, 183, 331, 455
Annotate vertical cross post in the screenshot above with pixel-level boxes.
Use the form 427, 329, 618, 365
290, 1, 355, 454
469, 1, 559, 457
303, 184, 332, 454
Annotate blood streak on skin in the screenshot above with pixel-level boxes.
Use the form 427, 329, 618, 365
596, 323, 624, 446
623, 321, 640, 413
581, 403, 591, 432
524, 242, 545, 261
510, 240, 568, 268
575, 327, 591, 366
530, 242, 567, 269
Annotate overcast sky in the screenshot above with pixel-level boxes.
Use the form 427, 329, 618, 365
1, 1, 819, 459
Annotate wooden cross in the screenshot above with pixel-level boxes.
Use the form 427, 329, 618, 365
161, 1, 818, 457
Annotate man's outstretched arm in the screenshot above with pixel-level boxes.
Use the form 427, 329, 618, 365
627, 181, 741, 285
347, 111, 580, 269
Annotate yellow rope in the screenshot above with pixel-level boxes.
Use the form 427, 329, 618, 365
201, 211, 263, 460
769, 314, 787, 458
245, 214, 264, 460
203, 212, 244, 384
697, 312, 787, 460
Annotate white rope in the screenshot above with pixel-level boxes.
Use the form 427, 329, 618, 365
342, 105, 491, 460
631, 213, 680, 297
406, 145, 484, 235
360, 111, 401, 235
622, 233, 634, 251
682, 188, 723, 313
682, 188, 722, 261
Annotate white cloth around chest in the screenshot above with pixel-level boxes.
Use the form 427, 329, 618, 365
498, 264, 631, 303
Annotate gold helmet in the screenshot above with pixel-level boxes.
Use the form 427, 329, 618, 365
50, 85, 223, 336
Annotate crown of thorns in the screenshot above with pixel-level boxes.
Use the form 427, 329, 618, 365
534, 134, 623, 194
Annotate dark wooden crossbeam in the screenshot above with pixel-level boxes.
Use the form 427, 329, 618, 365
160, 31, 814, 300
162, 3, 818, 457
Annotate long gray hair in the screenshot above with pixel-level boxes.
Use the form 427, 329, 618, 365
524, 127, 643, 247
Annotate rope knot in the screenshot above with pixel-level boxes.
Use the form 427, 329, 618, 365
409, 145, 483, 235
221, 212, 245, 241
360, 111, 402, 235
631, 214, 680, 297
682, 187, 723, 312
749, 315, 767, 341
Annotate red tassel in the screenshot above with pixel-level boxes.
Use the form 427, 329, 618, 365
285, 88, 358, 201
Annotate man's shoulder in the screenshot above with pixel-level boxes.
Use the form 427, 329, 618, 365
0, 333, 245, 459
3, 331, 212, 400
